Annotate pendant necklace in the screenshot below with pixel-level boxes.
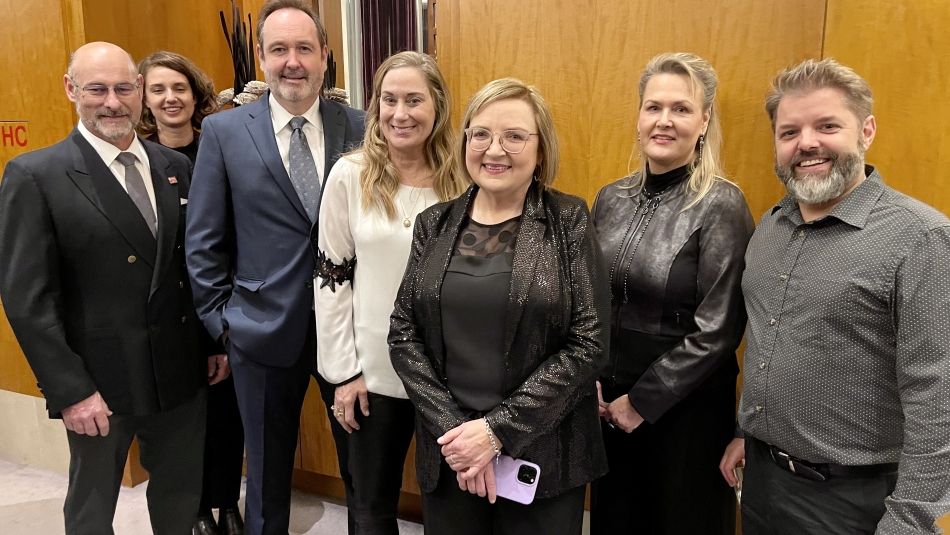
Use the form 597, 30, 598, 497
398, 183, 428, 228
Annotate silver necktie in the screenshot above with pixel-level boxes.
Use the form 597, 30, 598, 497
116, 152, 157, 237
288, 116, 320, 223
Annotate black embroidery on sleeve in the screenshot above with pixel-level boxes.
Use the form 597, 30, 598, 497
316, 249, 356, 292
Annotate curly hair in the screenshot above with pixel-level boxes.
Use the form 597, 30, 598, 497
358, 51, 465, 219
136, 51, 218, 137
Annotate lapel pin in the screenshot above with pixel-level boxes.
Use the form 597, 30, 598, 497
168, 176, 178, 184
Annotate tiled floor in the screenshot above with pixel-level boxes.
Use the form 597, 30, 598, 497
0, 457, 423, 535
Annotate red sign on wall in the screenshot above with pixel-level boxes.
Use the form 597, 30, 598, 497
1, 121, 28, 148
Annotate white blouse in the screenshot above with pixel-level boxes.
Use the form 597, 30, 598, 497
315, 154, 437, 399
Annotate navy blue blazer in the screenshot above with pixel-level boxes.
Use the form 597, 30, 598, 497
186, 94, 365, 367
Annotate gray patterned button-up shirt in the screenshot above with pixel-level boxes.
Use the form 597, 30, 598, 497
739, 166, 950, 533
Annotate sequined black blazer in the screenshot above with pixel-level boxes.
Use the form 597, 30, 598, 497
389, 183, 610, 498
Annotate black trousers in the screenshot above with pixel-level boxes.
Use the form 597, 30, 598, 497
422, 460, 586, 535
199, 373, 244, 511
64, 389, 206, 535
742, 436, 897, 534
329, 392, 414, 535
589, 378, 736, 535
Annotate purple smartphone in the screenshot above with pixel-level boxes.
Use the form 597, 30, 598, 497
495, 455, 540, 505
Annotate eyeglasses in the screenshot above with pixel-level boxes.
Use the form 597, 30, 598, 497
464, 127, 538, 154
70, 78, 140, 99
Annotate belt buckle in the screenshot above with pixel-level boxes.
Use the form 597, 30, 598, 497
772, 448, 828, 482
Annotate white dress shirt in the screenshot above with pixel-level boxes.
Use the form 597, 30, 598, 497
77, 121, 156, 215
269, 94, 325, 181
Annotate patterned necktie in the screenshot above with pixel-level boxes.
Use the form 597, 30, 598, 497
288, 116, 320, 223
116, 152, 157, 237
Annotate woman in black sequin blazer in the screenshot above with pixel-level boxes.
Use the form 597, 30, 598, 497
388, 78, 609, 534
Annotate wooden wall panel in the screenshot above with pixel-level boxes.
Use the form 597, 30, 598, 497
0, 0, 83, 396
437, 0, 824, 221
80, 0, 235, 93
824, 0, 950, 215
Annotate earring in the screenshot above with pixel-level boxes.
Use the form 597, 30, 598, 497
696, 134, 705, 159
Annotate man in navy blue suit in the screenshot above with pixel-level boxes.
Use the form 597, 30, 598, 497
186, 1, 364, 533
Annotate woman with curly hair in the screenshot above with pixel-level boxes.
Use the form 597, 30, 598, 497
137, 51, 242, 535
137, 51, 217, 163
315, 50, 466, 534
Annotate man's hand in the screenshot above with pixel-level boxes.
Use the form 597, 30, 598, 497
333, 376, 369, 433
606, 394, 645, 433
207, 354, 230, 385
62, 391, 113, 436
719, 437, 746, 486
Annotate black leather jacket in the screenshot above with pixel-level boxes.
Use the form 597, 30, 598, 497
389, 183, 610, 498
591, 175, 754, 422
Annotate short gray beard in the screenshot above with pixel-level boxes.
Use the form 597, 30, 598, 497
86, 116, 134, 142
775, 149, 864, 205
266, 71, 318, 104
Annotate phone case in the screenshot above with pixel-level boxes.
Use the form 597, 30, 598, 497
494, 455, 541, 505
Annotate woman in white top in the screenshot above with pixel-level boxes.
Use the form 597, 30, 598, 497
315, 51, 466, 534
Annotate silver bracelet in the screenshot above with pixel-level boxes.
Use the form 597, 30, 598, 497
484, 420, 501, 462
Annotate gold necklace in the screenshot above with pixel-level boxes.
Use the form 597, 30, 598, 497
398, 184, 428, 228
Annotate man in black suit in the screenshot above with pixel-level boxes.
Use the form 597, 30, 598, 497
0, 42, 223, 535
186, 1, 365, 533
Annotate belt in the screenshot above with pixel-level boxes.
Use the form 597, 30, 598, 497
766, 443, 898, 482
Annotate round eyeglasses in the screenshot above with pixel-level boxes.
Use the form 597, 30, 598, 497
464, 127, 538, 154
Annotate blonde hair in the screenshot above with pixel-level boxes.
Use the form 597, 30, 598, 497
358, 51, 464, 218
630, 52, 727, 209
459, 77, 559, 188
765, 58, 873, 130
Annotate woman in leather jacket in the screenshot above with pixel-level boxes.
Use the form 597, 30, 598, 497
589, 52, 754, 534
389, 78, 609, 534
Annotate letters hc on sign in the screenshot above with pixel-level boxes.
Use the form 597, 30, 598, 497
1, 121, 28, 148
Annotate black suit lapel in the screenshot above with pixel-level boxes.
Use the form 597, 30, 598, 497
66, 131, 157, 267
244, 96, 310, 224
142, 141, 179, 297
502, 185, 544, 357
425, 188, 475, 371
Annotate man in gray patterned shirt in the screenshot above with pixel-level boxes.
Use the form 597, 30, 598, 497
719, 59, 950, 534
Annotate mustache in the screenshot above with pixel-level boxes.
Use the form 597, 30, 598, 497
789, 150, 837, 167
97, 109, 129, 118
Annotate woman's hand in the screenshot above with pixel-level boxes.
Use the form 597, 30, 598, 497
439, 418, 495, 477
596, 380, 609, 419
333, 377, 370, 433
606, 394, 645, 433
456, 461, 497, 503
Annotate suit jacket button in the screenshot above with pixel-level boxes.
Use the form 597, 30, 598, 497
178, 281, 184, 288
181, 315, 187, 324
305, 280, 313, 289
127, 255, 137, 264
